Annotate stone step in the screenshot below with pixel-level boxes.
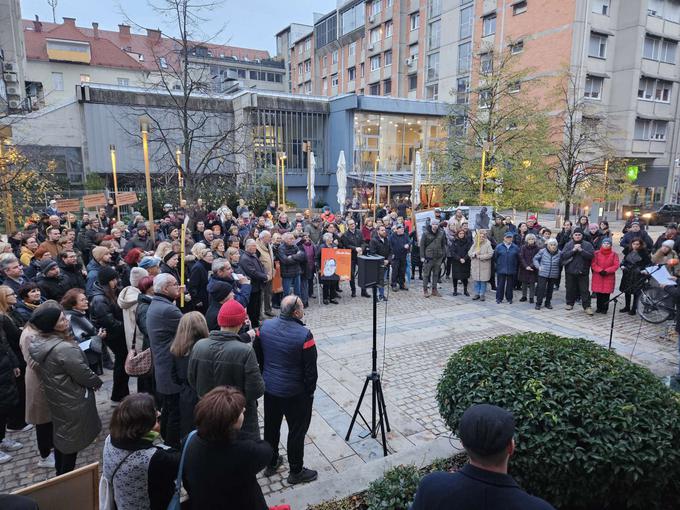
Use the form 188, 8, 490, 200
267, 435, 462, 509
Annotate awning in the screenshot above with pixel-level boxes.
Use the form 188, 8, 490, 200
348, 171, 417, 186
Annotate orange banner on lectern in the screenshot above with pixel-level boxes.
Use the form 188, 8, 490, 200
320, 248, 352, 281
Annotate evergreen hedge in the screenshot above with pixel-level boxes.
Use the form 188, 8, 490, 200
436, 333, 680, 509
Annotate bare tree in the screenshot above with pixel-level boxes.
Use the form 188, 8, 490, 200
552, 72, 625, 218
120, 0, 249, 203
47, 0, 58, 23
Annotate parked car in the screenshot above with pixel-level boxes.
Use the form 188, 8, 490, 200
641, 204, 680, 225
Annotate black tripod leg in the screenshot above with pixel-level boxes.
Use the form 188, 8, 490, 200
376, 379, 391, 432
345, 376, 371, 441
375, 380, 389, 457
609, 296, 617, 350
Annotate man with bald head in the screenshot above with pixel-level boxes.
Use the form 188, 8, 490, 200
256, 295, 318, 485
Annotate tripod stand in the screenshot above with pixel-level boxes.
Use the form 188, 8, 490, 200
345, 285, 391, 456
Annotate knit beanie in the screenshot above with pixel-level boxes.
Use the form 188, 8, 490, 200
130, 267, 149, 288
139, 256, 161, 269
40, 259, 58, 274
217, 300, 247, 328
662, 239, 675, 249
30, 306, 62, 333
207, 279, 233, 303
92, 246, 109, 263
601, 237, 613, 246
98, 266, 119, 285
163, 251, 178, 264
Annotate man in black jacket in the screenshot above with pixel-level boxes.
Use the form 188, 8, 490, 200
339, 218, 364, 297
369, 226, 392, 301
240, 239, 269, 328
58, 250, 86, 290
411, 404, 555, 510
277, 233, 305, 297
35, 259, 69, 301
388, 224, 410, 291
562, 229, 594, 316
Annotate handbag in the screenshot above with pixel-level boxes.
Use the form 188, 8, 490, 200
167, 430, 197, 510
124, 318, 153, 377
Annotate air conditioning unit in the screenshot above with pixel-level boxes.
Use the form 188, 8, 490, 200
3, 62, 16, 72
3, 72, 18, 83
405, 57, 415, 67
367, 44, 374, 51
6, 86, 19, 96
369, 15, 376, 23
8, 99, 21, 109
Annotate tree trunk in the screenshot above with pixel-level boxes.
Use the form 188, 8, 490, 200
563, 199, 571, 221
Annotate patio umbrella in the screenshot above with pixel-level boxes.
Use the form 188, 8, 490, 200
308, 151, 316, 206
412, 151, 422, 209
336, 150, 347, 214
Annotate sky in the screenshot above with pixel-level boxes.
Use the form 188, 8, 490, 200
20, 0, 338, 54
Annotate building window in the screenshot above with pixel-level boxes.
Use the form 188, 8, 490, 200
322, 77, 328, 92
305, 81, 312, 94
510, 40, 524, 54
304, 60, 311, 72
51, 72, 64, 91
456, 77, 469, 104
460, 6, 473, 38
323, 55, 328, 67
369, 82, 381, 95
370, 54, 382, 70
348, 67, 356, 81
332, 50, 339, 64
409, 43, 419, 61
383, 79, 392, 95
662, 39, 678, 63
426, 52, 439, 81
315, 13, 338, 49
648, 0, 680, 23
588, 32, 608, 58
387, 0, 392, 6
408, 74, 418, 91
341, 2, 366, 35
634, 118, 668, 140
158, 57, 168, 69
428, 0, 442, 18
482, 14, 496, 37
592, 0, 610, 15
275, 74, 282, 83
410, 12, 420, 31
251, 70, 259, 80
385, 20, 393, 38
428, 20, 441, 49
426, 83, 439, 100
331, 74, 339, 87
643, 35, 678, 63
370, 0, 381, 16
638, 76, 672, 102
117, 77, 129, 86
361, 62, 365, 77
384, 50, 392, 66
508, 80, 521, 93
458, 42, 471, 73
305, 39, 311, 51
238, 69, 246, 78
480, 52, 493, 74
479, 88, 492, 108
298, 45, 303, 55
584, 75, 603, 99
453, 115, 467, 136
513, 1, 527, 15
349, 42, 356, 56
371, 27, 381, 44
80, 74, 91, 83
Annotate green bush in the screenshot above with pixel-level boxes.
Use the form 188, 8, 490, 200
436, 333, 680, 510
364, 464, 421, 510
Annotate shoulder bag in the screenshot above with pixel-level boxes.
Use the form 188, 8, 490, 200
99, 449, 135, 510
124, 314, 153, 377
167, 430, 197, 510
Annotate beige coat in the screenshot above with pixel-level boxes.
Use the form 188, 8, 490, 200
468, 238, 494, 282
19, 325, 51, 425
117, 286, 141, 350
256, 240, 275, 279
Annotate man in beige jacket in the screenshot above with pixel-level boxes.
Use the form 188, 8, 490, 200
256, 230, 275, 318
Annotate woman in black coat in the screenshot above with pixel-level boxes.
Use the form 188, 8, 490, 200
187, 248, 213, 316
0, 285, 27, 432
89, 267, 129, 404
518, 235, 540, 303
0, 322, 20, 463
61, 289, 105, 375
619, 239, 652, 316
449, 230, 472, 296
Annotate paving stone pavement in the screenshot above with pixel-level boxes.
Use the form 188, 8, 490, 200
2, 265, 678, 502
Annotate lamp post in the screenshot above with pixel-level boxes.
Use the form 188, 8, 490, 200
140, 117, 156, 244
373, 157, 380, 220
109, 145, 121, 221
175, 147, 183, 204
280, 152, 287, 210
0, 127, 15, 233
304, 141, 312, 210
276, 153, 281, 207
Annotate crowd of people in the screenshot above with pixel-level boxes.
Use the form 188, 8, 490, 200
0, 196, 677, 509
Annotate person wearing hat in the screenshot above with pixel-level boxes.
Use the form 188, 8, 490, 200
256, 295, 318, 485
411, 404, 555, 510
34, 259, 67, 302
28, 304, 103, 475
188, 300, 264, 439
90, 266, 129, 405
652, 238, 680, 277
494, 231, 520, 304
85, 246, 112, 297
620, 221, 653, 256
653, 223, 680, 253
590, 238, 620, 314
139, 256, 161, 276
561, 228, 595, 315
124, 223, 154, 255
420, 219, 446, 298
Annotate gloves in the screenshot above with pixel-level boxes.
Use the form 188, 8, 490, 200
599, 270, 607, 276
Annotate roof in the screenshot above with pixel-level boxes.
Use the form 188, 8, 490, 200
22, 18, 271, 73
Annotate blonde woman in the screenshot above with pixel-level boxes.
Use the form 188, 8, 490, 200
169, 311, 209, 438
226, 247, 241, 273
468, 230, 494, 301
211, 238, 226, 259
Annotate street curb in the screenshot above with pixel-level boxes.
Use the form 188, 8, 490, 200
267, 435, 462, 509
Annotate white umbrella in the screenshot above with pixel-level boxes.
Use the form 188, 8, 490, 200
308, 151, 316, 205
412, 151, 422, 209
336, 150, 347, 214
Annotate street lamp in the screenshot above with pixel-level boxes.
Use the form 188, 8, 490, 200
280, 152, 287, 210
373, 157, 380, 220
109, 145, 121, 221
0, 127, 15, 233
175, 147, 183, 204
139, 117, 156, 244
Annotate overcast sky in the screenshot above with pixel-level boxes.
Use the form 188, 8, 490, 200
20, 0, 337, 54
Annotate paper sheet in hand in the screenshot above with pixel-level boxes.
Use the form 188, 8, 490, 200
79, 340, 91, 351
645, 265, 677, 286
